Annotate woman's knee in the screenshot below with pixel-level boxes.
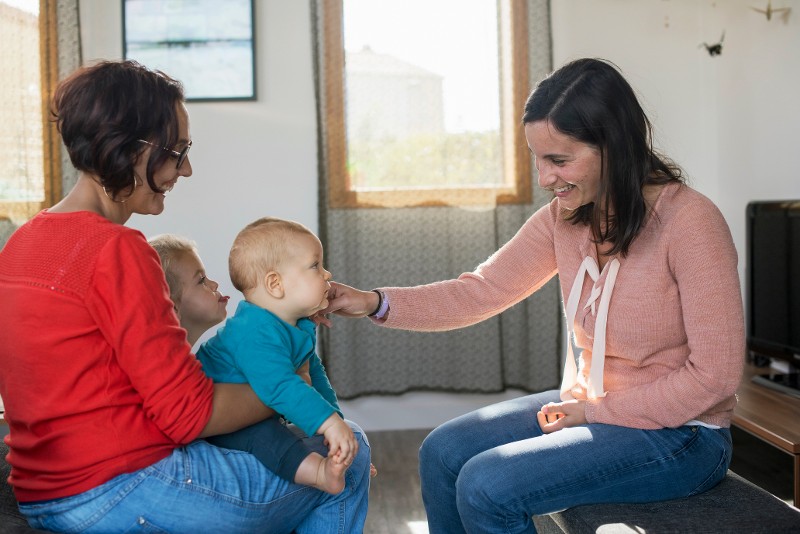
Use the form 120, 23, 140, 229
418, 425, 450, 475
349, 423, 371, 474
454, 454, 497, 511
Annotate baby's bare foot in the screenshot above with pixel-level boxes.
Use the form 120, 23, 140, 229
314, 455, 347, 495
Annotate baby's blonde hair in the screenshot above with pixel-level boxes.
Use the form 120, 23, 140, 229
148, 234, 197, 304
229, 217, 314, 294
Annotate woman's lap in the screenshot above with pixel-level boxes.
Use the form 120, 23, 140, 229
420, 390, 732, 534
20, 421, 371, 534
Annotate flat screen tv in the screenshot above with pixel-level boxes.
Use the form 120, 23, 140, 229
746, 200, 800, 371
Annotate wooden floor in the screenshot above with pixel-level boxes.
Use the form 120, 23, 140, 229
363, 426, 796, 533
365, 428, 431, 534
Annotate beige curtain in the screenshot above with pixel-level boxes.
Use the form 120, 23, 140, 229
312, 0, 562, 398
0, 0, 81, 249
56, 0, 82, 194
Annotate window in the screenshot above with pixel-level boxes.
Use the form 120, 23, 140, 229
321, 0, 531, 209
0, 0, 62, 225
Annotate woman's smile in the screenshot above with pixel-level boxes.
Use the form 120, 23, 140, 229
525, 120, 602, 211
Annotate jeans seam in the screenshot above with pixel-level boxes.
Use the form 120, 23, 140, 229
585, 427, 703, 490
147, 446, 317, 509
150, 468, 317, 509
509, 427, 704, 514
687, 429, 730, 496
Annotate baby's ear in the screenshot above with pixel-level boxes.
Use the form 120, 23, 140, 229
264, 271, 284, 298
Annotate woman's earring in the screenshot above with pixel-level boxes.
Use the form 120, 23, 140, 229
102, 174, 140, 203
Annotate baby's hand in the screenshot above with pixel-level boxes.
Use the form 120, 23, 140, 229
317, 414, 357, 465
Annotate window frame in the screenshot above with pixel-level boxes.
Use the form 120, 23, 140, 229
321, 0, 532, 209
0, 0, 62, 223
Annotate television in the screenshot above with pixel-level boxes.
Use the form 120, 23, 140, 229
746, 200, 800, 396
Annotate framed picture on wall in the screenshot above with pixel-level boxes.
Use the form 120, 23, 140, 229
123, 0, 256, 101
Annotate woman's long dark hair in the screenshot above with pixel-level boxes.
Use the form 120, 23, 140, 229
522, 58, 684, 257
52, 60, 185, 199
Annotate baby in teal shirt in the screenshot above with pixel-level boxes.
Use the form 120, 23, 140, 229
196, 218, 361, 476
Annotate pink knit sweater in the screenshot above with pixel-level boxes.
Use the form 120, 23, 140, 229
378, 183, 745, 429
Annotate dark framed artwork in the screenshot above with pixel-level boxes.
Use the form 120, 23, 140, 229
123, 0, 256, 101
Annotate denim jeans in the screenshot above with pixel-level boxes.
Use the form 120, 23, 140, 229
419, 390, 732, 534
19, 421, 371, 534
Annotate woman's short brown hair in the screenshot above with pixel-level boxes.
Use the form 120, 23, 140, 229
52, 60, 185, 199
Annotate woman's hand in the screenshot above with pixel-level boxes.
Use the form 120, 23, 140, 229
311, 282, 380, 327
536, 399, 587, 433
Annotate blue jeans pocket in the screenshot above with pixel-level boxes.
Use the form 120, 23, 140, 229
20, 470, 148, 533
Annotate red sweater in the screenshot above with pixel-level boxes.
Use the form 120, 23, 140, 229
0, 210, 214, 501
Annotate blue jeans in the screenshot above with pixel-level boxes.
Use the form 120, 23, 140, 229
419, 390, 732, 534
19, 421, 371, 534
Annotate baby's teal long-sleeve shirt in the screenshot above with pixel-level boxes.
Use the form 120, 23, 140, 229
197, 300, 341, 437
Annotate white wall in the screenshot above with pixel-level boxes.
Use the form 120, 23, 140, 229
79, 0, 800, 430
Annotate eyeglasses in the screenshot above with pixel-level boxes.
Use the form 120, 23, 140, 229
138, 139, 192, 169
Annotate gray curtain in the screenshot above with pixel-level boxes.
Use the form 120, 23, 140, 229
56, 0, 82, 194
313, 0, 562, 398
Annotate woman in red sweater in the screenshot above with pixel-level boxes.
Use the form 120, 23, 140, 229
0, 60, 370, 533
321, 58, 744, 533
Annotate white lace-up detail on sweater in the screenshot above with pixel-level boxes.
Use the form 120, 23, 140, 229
561, 256, 620, 400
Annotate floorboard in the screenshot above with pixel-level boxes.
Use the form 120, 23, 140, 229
366, 428, 431, 534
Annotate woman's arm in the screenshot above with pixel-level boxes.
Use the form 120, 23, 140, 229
198, 383, 275, 438
91, 232, 276, 443
322, 203, 559, 332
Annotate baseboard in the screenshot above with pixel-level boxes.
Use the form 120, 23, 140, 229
339, 389, 527, 431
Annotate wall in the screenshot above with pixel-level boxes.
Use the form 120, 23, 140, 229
78, 0, 800, 430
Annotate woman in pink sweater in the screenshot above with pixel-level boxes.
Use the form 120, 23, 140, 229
322, 58, 744, 533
